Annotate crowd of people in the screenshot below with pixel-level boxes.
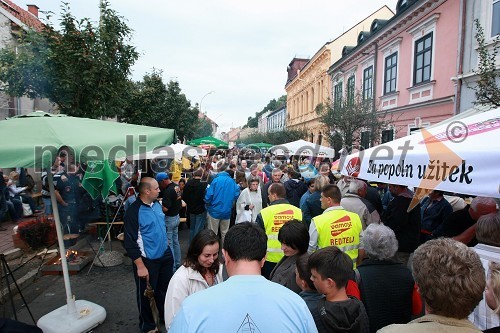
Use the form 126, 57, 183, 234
120, 151, 500, 333
2, 146, 499, 333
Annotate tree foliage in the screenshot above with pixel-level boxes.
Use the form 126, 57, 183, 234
473, 19, 500, 107
198, 116, 214, 137
245, 95, 287, 128
121, 70, 200, 142
238, 128, 308, 145
0, 1, 138, 118
316, 92, 389, 151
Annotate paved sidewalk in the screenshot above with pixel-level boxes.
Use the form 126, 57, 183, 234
4, 224, 192, 332
0, 220, 17, 254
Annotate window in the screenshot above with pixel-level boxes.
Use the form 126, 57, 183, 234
414, 33, 433, 85
361, 131, 371, 149
363, 66, 373, 100
334, 82, 343, 109
347, 75, 355, 105
384, 52, 398, 94
493, 0, 500, 37
381, 129, 394, 143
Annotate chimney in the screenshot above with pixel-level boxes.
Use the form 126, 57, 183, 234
27, 4, 39, 17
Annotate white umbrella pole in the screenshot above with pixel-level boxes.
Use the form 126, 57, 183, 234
47, 170, 76, 314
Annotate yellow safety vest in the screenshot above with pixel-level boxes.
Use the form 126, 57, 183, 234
261, 203, 303, 263
313, 209, 362, 268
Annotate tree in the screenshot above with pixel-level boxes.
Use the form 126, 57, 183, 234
245, 95, 287, 128
120, 69, 167, 126
121, 70, 199, 142
316, 92, 389, 151
473, 19, 500, 107
0, 1, 138, 118
197, 116, 214, 137
238, 128, 308, 145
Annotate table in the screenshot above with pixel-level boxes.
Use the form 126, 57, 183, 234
89, 221, 124, 240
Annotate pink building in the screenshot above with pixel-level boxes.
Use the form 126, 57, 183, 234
327, 0, 460, 146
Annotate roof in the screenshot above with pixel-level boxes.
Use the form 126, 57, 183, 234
0, 0, 44, 31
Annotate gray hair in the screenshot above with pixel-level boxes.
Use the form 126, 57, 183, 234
271, 168, 282, 175
476, 212, 500, 246
362, 223, 398, 260
348, 179, 366, 195
314, 175, 330, 192
471, 196, 497, 211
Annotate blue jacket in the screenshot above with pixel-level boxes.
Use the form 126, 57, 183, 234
204, 172, 240, 219
124, 198, 168, 260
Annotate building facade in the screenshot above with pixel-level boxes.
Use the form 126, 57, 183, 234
327, 0, 461, 146
0, 1, 53, 119
267, 105, 286, 133
285, 6, 394, 145
258, 110, 271, 133
457, 0, 500, 113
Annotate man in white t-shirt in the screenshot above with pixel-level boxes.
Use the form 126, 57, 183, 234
169, 222, 317, 333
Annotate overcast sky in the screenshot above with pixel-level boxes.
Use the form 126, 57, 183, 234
27, 0, 395, 133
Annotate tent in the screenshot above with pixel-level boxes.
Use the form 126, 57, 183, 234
340, 108, 500, 199
246, 142, 273, 154
270, 139, 335, 159
0, 111, 175, 332
187, 136, 228, 149
121, 142, 207, 161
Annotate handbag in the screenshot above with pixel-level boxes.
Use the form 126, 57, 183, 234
22, 203, 33, 216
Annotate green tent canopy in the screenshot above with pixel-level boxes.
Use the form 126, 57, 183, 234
188, 136, 228, 149
0, 111, 176, 168
246, 142, 273, 149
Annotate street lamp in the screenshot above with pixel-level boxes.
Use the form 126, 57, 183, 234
200, 91, 214, 114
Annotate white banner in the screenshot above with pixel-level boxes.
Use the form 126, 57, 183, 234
341, 109, 500, 198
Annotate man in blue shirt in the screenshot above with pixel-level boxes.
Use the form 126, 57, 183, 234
204, 170, 239, 245
124, 177, 174, 333
169, 222, 318, 333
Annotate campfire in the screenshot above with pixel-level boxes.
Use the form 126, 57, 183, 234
43, 250, 93, 276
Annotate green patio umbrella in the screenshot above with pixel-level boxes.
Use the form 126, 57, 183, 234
81, 160, 120, 200
0, 111, 175, 329
187, 135, 229, 149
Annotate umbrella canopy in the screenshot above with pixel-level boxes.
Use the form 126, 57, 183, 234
340, 108, 500, 199
0, 110, 175, 317
246, 142, 273, 149
0, 111, 175, 168
270, 139, 335, 158
187, 136, 228, 149
121, 143, 207, 161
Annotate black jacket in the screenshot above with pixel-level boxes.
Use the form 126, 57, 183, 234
357, 258, 416, 332
182, 178, 207, 215
318, 296, 369, 333
382, 192, 421, 253
284, 179, 308, 208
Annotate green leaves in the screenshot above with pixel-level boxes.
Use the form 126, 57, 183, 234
0, 1, 138, 118
316, 92, 389, 151
473, 19, 500, 108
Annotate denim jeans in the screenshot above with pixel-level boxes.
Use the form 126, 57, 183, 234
189, 212, 207, 243
58, 203, 78, 234
42, 197, 53, 216
165, 214, 181, 270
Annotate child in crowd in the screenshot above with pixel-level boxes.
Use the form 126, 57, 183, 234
295, 254, 327, 333
308, 246, 369, 333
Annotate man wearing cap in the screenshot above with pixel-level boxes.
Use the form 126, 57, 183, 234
124, 177, 173, 333
156, 172, 182, 271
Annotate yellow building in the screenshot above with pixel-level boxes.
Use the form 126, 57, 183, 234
285, 6, 394, 145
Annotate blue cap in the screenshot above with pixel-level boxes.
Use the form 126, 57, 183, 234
155, 172, 169, 182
